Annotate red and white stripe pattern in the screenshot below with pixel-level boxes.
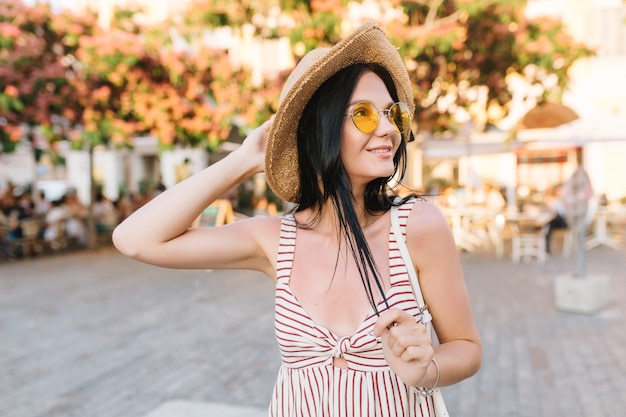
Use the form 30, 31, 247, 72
269, 199, 435, 416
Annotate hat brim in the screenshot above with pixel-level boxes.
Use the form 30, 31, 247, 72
265, 22, 414, 203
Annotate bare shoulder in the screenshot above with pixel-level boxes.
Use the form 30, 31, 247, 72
229, 214, 283, 256
241, 215, 283, 244
195, 214, 284, 278
406, 198, 451, 235
402, 198, 456, 260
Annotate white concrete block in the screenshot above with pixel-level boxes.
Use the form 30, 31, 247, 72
554, 273, 611, 314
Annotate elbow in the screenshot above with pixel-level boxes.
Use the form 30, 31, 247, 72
454, 338, 483, 379
469, 339, 483, 377
112, 223, 140, 258
472, 354, 482, 378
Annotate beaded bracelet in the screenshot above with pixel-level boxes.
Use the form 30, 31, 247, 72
412, 357, 440, 397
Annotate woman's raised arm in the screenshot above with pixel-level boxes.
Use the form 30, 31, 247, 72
112, 120, 279, 277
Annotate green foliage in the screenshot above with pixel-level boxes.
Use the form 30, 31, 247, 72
288, 12, 343, 55
111, 5, 145, 33
0, 0, 98, 154
0, 0, 596, 154
0, 0, 282, 154
389, 0, 594, 133
0, 91, 24, 113
181, 0, 267, 29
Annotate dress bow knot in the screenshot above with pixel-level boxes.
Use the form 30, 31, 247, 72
331, 336, 352, 358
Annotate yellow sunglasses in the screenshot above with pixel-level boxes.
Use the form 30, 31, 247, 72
346, 101, 412, 139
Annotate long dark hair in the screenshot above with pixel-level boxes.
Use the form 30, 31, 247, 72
295, 63, 415, 315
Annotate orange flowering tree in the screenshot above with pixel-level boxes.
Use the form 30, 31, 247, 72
74, 6, 281, 152
283, 0, 347, 54
1, 1, 280, 155
195, 0, 593, 136
1, 0, 595, 154
384, 0, 594, 134
0, 0, 96, 153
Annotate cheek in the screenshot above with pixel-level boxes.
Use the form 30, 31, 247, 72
340, 126, 364, 157
392, 133, 403, 152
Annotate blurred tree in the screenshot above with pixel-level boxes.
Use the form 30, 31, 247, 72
211, 0, 593, 136
365, 0, 594, 134
0, 0, 96, 154
73, 5, 280, 152
282, 0, 347, 55
1, 1, 280, 154
176, 0, 594, 135
1, 0, 595, 154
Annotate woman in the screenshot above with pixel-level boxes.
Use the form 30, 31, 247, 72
113, 22, 481, 416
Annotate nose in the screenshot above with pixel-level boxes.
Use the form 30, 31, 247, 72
376, 111, 399, 136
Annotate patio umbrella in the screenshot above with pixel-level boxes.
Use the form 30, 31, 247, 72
517, 102, 580, 129
516, 112, 626, 145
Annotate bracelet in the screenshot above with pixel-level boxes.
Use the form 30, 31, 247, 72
412, 357, 440, 397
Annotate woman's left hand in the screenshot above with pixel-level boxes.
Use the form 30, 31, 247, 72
372, 308, 434, 387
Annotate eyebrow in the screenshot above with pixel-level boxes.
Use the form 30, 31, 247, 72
347, 100, 395, 108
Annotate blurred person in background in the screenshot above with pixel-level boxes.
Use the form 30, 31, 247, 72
93, 190, 118, 233
545, 183, 569, 254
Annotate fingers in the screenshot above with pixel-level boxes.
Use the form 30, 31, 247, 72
238, 119, 273, 173
387, 330, 433, 363
373, 308, 433, 365
253, 119, 272, 142
396, 342, 433, 364
244, 119, 272, 142
372, 308, 419, 336
262, 117, 274, 130
384, 321, 431, 354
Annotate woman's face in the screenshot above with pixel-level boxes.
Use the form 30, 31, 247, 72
340, 71, 401, 190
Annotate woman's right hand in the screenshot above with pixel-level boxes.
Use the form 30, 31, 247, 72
236, 119, 273, 175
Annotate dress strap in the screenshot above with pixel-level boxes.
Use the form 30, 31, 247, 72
393, 197, 417, 237
276, 215, 297, 282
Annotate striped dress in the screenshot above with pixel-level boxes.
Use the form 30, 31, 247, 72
269, 199, 435, 417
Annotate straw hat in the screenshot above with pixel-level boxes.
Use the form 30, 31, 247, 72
265, 22, 415, 203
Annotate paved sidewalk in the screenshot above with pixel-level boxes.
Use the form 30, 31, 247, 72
1, 245, 625, 417
143, 400, 266, 417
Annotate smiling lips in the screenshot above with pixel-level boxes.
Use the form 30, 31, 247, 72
367, 146, 392, 155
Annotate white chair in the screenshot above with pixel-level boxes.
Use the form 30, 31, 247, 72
510, 220, 549, 264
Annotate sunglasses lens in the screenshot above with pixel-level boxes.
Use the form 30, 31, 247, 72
389, 102, 411, 134
351, 102, 379, 133
350, 101, 412, 137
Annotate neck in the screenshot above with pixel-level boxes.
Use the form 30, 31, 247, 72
319, 195, 377, 231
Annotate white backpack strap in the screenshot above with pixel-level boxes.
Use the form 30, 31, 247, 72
392, 201, 450, 416
390, 202, 432, 326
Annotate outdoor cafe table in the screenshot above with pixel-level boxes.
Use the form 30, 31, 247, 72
503, 210, 553, 226
441, 206, 501, 253
585, 204, 626, 250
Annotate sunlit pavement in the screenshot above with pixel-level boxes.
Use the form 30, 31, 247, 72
1, 244, 625, 417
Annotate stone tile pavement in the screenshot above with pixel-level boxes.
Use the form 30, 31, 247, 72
0, 244, 624, 417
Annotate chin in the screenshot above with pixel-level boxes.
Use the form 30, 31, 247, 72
361, 170, 395, 184
376, 166, 396, 179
